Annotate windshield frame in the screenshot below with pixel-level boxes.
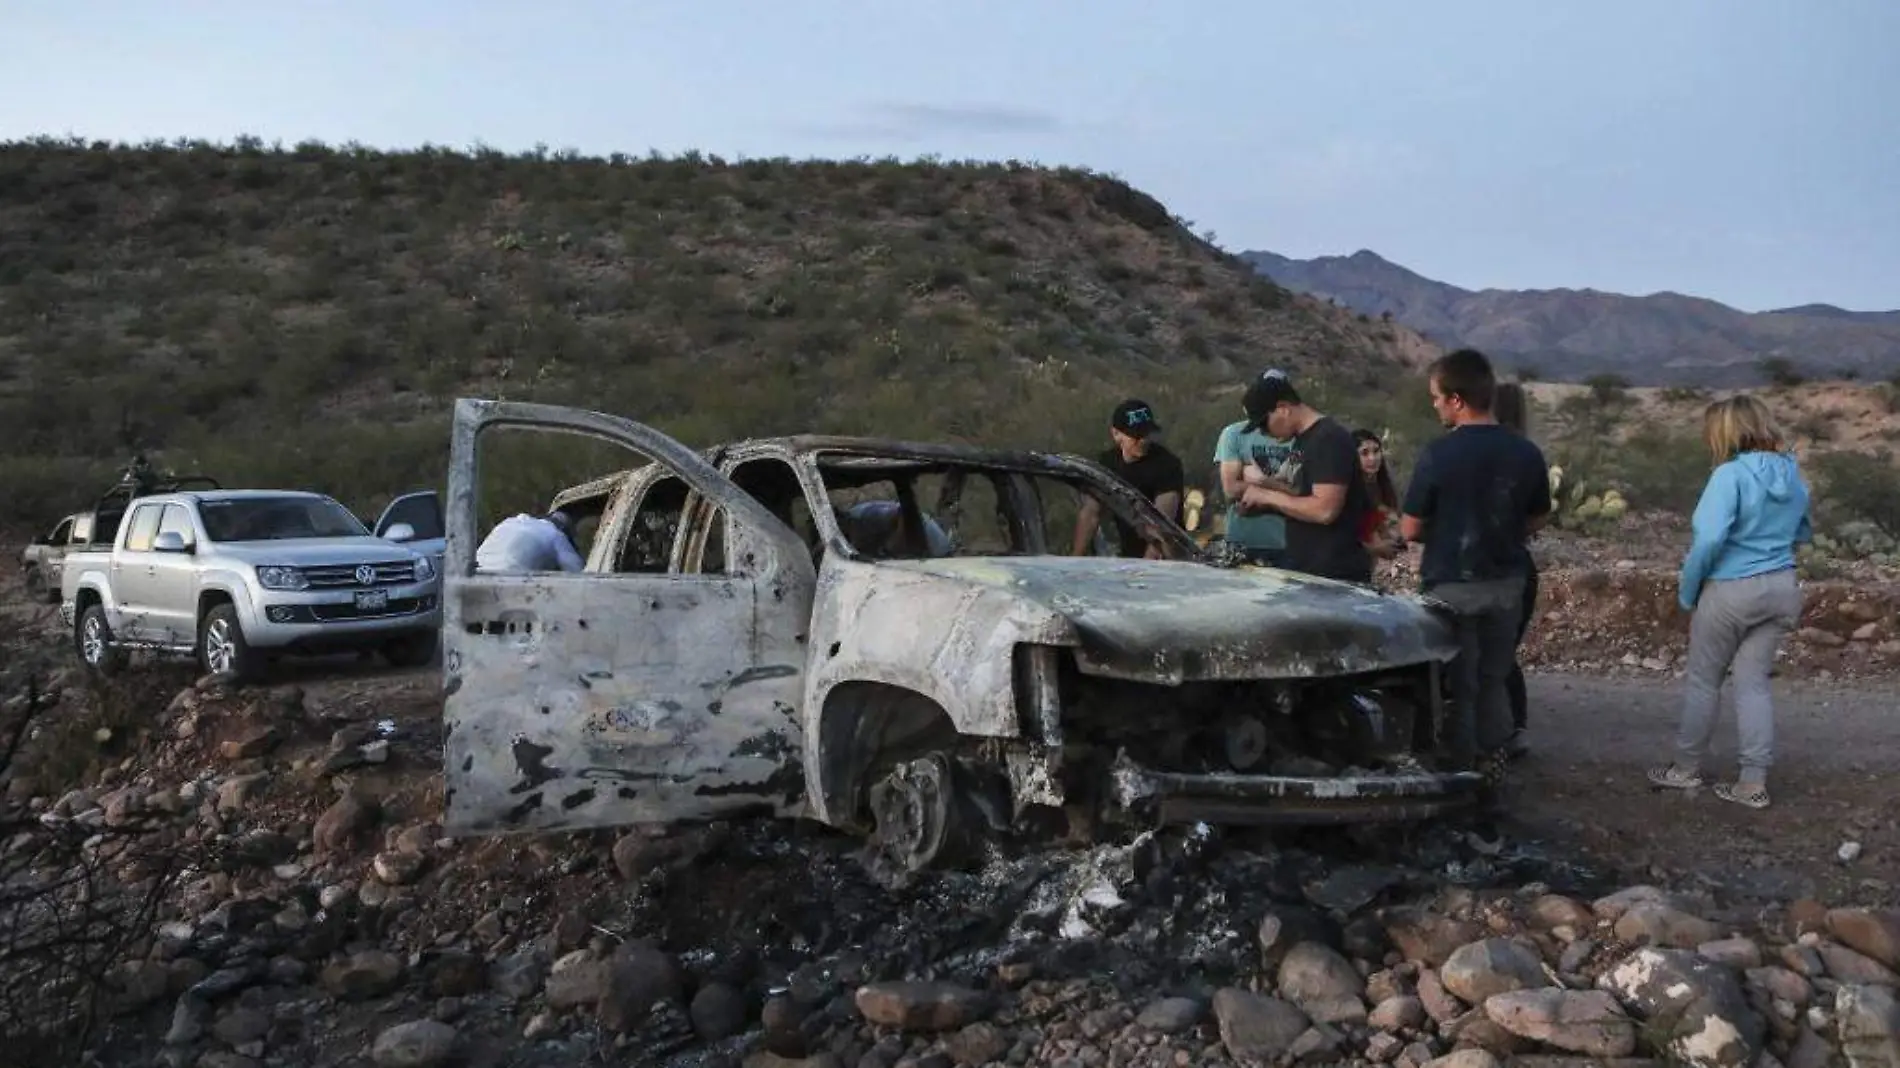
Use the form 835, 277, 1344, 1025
796, 447, 1198, 561
196, 494, 372, 544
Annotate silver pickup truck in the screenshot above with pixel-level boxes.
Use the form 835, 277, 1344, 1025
61, 488, 442, 683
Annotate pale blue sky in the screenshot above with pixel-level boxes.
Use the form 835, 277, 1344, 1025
5, 1, 1897, 311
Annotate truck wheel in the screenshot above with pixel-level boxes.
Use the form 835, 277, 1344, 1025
382, 631, 439, 669
75, 604, 127, 676
866, 752, 978, 874
198, 605, 260, 684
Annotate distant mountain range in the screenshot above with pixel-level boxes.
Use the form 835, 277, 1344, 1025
1242, 249, 1900, 387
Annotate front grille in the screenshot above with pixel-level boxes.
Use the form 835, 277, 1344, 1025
302, 561, 417, 588
303, 595, 435, 622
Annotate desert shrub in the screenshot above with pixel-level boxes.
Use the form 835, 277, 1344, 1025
1759, 356, 1803, 388
0, 636, 193, 1065
1809, 449, 1900, 538
1583, 372, 1632, 406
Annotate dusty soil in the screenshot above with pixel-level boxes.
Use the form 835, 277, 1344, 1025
1509, 672, 1900, 908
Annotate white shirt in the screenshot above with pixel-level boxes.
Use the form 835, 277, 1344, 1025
474, 514, 585, 573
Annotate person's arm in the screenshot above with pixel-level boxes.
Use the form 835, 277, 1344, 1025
1071, 497, 1103, 555
1246, 425, 1354, 524
551, 525, 586, 572
1523, 446, 1554, 535
1678, 465, 1739, 610
1246, 482, 1348, 524
1152, 491, 1181, 525
1398, 444, 1438, 545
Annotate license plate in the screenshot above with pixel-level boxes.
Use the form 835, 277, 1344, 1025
354, 589, 389, 613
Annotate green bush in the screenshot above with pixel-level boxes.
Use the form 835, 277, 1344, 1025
1809, 449, 1900, 538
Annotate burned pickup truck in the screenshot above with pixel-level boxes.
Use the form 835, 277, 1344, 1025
442, 400, 1480, 872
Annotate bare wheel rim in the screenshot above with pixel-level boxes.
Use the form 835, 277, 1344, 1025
82, 615, 106, 665
205, 618, 236, 675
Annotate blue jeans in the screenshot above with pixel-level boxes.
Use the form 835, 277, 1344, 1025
1427, 576, 1526, 771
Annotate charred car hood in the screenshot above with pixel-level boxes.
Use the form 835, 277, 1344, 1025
880, 556, 1458, 683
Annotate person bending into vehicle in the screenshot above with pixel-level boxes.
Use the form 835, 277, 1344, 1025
1399, 349, 1551, 782
1071, 399, 1184, 558
1234, 372, 1374, 584
837, 499, 953, 559
474, 509, 584, 573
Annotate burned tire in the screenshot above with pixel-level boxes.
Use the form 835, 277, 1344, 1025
75, 603, 127, 677
866, 753, 978, 874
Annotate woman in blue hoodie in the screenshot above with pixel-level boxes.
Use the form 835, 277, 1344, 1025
1648, 394, 1811, 809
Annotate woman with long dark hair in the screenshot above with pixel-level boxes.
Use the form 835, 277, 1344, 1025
1493, 382, 1536, 757
1352, 429, 1401, 559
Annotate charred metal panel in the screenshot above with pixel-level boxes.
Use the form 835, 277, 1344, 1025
444, 575, 809, 833
799, 556, 1078, 826
1106, 750, 1484, 825
873, 557, 1458, 684
442, 399, 817, 836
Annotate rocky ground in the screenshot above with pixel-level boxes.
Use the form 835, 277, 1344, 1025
4, 525, 1899, 1068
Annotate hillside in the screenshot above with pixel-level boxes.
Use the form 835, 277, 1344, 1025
1243, 249, 1900, 387
0, 138, 1445, 526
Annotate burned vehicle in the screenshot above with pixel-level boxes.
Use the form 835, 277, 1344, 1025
442, 400, 1480, 872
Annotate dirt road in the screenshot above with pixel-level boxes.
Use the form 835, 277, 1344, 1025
1508, 671, 1900, 907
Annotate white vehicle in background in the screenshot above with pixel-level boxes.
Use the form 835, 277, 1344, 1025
371, 489, 446, 577
60, 488, 443, 683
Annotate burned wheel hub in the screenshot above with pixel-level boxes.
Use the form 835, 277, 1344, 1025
1222, 714, 1269, 771
866, 753, 973, 874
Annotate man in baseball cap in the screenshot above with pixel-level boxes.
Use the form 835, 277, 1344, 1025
1231, 371, 1374, 584
1072, 398, 1185, 557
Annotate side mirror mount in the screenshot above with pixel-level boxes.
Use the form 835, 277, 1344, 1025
384, 522, 417, 543
153, 531, 193, 554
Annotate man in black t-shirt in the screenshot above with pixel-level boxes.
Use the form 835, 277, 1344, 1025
1071, 399, 1185, 558
1234, 374, 1373, 583
1399, 348, 1552, 779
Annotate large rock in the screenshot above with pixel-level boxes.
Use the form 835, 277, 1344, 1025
1258, 906, 1340, 969
1830, 910, 1900, 970
1593, 886, 1682, 922
1818, 942, 1900, 986
1385, 908, 1485, 967
1441, 939, 1551, 1004
1529, 894, 1598, 932
854, 982, 989, 1031
690, 982, 748, 1041
1598, 947, 1765, 1068
1614, 904, 1723, 950
320, 950, 403, 1000
1484, 988, 1637, 1057
1837, 984, 1900, 1068
371, 1021, 458, 1068
313, 793, 377, 856
597, 944, 684, 1034
1277, 941, 1368, 1023
1211, 988, 1309, 1066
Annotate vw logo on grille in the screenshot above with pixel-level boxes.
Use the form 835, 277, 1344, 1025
355, 565, 377, 586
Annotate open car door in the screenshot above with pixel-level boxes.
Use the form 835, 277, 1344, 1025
441, 400, 818, 836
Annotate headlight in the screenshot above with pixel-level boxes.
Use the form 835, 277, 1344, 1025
413, 556, 436, 582
255, 565, 308, 591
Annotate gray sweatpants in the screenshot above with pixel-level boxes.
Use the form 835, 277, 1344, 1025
1675, 568, 1802, 776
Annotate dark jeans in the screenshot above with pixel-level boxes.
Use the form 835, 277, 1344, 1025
1505, 564, 1539, 731
1428, 575, 1525, 770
